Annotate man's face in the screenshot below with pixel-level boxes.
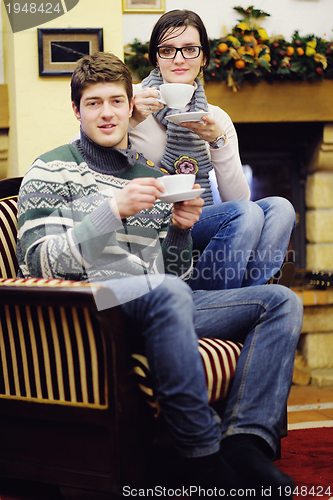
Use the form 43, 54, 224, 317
72, 81, 133, 149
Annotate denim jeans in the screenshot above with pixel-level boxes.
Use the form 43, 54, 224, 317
190, 197, 296, 290
104, 274, 303, 458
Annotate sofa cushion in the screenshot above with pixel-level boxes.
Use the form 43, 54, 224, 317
0, 196, 19, 278
132, 338, 242, 417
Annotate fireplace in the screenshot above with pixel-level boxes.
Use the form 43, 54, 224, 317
235, 120, 333, 386
235, 121, 325, 269
205, 81, 333, 385
205, 80, 333, 274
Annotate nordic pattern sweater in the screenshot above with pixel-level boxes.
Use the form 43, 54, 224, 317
17, 141, 193, 283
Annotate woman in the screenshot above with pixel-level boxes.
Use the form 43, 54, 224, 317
129, 9, 296, 290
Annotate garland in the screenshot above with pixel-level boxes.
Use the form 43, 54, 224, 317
124, 5, 333, 92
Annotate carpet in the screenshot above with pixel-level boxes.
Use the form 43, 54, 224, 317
276, 427, 333, 500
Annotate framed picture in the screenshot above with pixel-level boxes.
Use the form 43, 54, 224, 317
122, 0, 165, 14
38, 28, 104, 76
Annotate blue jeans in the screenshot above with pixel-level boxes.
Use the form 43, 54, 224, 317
190, 197, 296, 290
105, 274, 303, 458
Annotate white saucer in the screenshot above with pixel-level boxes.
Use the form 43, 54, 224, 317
165, 111, 209, 125
159, 188, 205, 204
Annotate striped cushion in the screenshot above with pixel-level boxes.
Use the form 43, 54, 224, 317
199, 338, 242, 402
0, 196, 19, 278
132, 338, 242, 417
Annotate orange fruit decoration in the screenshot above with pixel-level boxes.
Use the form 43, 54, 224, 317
235, 59, 246, 69
217, 42, 228, 53
297, 47, 304, 56
286, 46, 295, 56
243, 35, 258, 48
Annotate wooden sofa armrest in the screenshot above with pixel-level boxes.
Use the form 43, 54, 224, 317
0, 278, 136, 404
0, 277, 134, 403
0, 278, 112, 308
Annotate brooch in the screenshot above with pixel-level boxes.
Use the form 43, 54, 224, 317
174, 155, 199, 175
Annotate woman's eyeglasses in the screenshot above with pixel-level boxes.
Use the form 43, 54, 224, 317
157, 46, 202, 59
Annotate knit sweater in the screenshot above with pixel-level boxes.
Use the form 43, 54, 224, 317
17, 136, 193, 284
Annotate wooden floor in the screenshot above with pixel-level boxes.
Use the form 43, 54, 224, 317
287, 384, 333, 429
1, 384, 333, 500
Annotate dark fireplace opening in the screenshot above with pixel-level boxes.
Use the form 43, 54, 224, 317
235, 122, 325, 269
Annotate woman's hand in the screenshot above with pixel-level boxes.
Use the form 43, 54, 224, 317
179, 114, 225, 145
130, 87, 164, 127
171, 185, 204, 230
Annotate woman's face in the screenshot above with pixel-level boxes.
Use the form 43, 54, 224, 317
156, 25, 206, 86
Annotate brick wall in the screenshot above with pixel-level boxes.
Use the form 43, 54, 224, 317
306, 123, 333, 269
297, 123, 333, 386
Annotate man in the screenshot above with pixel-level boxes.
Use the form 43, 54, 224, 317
17, 52, 302, 497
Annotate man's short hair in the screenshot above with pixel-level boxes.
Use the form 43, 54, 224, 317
71, 52, 133, 110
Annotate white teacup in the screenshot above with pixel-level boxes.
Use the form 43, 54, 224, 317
159, 174, 195, 195
158, 83, 195, 109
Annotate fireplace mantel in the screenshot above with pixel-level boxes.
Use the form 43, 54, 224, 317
204, 80, 333, 123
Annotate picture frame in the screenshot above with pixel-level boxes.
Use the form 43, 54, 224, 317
38, 28, 104, 76
122, 0, 165, 14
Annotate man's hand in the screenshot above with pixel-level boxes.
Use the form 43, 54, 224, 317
171, 184, 204, 230
110, 178, 164, 219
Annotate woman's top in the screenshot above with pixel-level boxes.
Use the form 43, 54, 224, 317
129, 81, 250, 204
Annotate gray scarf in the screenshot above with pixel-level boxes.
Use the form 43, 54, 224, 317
142, 69, 214, 205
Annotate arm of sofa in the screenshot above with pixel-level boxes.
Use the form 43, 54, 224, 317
0, 277, 110, 307
0, 277, 135, 412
